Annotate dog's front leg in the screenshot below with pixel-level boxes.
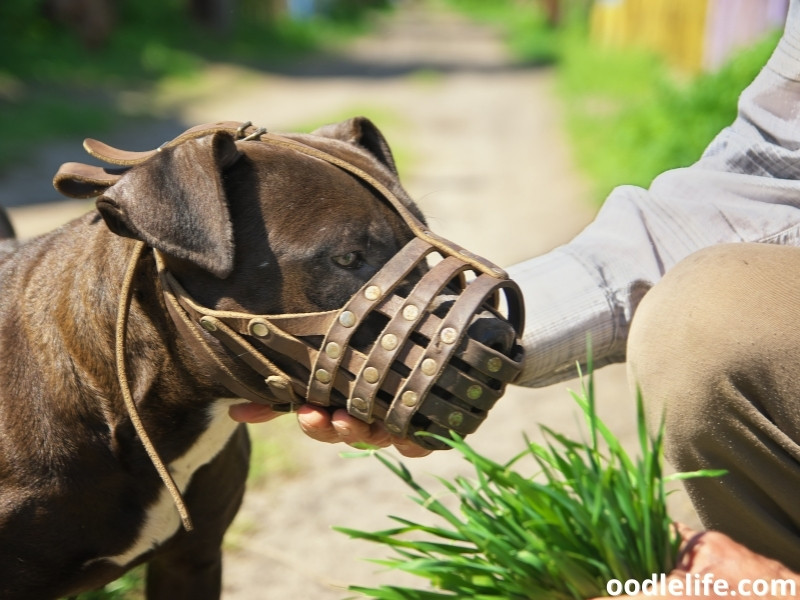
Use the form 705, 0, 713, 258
145, 424, 250, 600
146, 548, 223, 600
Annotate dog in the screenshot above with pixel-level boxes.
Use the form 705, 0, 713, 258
0, 117, 517, 599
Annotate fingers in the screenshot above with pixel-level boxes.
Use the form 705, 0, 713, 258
391, 436, 433, 458
297, 405, 432, 456
228, 402, 282, 423
297, 405, 390, 447
673, 522, 706, 571
231, 401, 434, 457
675, 522, 699, 542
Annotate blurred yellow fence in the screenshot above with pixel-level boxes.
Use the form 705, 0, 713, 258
590, 0, 788, 73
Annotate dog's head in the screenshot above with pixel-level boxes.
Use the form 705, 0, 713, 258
54, 118, 524, 448
95, 118, 418, 315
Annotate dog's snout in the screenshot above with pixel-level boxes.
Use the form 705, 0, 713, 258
429, 294, 516, 357
467, 313, 516, 356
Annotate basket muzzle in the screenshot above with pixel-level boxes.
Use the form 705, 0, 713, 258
141, 122, 525, 450
161, 235, 523, 450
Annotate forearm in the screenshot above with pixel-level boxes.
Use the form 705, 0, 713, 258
512, 4, 800, 388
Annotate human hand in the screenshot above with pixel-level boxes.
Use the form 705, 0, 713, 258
590, 523, 800, 599
228, 402, 432, 458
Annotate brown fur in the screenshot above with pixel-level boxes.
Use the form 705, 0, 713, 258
0, 118, 420, 599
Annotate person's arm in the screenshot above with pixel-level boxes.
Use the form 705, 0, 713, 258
513, 1, 800, 387
233, 5, 800, 449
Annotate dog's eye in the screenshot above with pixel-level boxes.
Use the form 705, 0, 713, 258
332, 251, 364, 269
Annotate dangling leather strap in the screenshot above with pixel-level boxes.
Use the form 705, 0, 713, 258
116, 242, 193, 532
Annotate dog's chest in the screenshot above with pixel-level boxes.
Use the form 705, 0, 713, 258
100, 399, 243, 567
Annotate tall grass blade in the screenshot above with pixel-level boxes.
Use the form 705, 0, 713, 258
339, 366, 725, 599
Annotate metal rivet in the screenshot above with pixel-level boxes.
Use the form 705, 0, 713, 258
199, 316, 217, 332
325, 342, 341, 359
401, 390, 418, 407
386, 423, 402, 434
487, 357, 503, 373
440, 327, 458, 344
421, 358, 437, 376
381, 333, 398, 351
448, 411, 464, 427
467, 384, 483, 400
249, 319, 270, 337
339, 310, 356, 328
364, 285, 381, 301
315, 369, 332, 384
402, 304, 419, 321
351, 397, 368, 411
363, 366, 380, 384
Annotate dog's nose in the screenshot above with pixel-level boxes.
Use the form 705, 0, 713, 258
430, 295, 517, 358
467, 313, 516, 356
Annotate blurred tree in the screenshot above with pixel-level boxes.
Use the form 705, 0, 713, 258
540, 0, 559, 26
189, 0, 237, 33
240, 0, 287, 23
41, 0, 116, 48
318, 0, 391, 20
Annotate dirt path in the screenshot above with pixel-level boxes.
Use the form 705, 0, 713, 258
1, 3, 698, 598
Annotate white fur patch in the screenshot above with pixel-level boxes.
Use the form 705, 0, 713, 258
99, 398, 245, 567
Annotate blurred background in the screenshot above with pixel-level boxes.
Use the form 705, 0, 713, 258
0, 1, 788, 598
0, 0, 786, 209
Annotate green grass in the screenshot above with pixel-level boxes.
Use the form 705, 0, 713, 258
68, 569, 145, 600
0, 0, 389, 171
443, 0, 782, 205
338, 366, 725, 599
441, 0, 567, 65
557, 30, 781, 203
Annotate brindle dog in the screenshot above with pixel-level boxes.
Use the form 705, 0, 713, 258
0, 118, 513, 599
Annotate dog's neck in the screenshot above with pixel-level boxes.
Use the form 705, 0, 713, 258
11, 217, 230, 465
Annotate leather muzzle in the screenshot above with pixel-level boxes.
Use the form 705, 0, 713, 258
57, 121, 526, 449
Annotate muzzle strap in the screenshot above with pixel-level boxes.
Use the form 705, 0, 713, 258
345, 254, 469, 423
307, 237, 432, 408
384, 272, 515, 438
106, 122, 527, 450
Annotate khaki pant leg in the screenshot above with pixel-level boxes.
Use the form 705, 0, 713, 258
627, 243, 800, 571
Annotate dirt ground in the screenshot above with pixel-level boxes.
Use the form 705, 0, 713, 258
1, 3, 699, 598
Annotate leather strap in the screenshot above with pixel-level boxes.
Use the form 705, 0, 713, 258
79, 121, 510, 280
162, 274, 282, 406
53, 163, 128, 198
117, 242, 193, 532
69, 120, 525, 459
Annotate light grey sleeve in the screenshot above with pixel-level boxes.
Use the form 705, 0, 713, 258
510, 1, 800, 387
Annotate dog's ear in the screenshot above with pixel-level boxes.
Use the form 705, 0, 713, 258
96, 132, 241, 279
312, 116, 398, 175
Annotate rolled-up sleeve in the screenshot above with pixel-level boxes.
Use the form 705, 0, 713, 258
511, 0, 800, 387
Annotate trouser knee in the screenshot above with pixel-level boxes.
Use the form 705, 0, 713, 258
627, 243, 800, 569
627, 244, 753, 451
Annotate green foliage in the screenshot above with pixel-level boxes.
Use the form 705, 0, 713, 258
338, 369, 725, 599
0, 0, 387, 170
442, 0, 575, 65
443, 0, 781, 204
0, 0, 379, 86
557, 30, 781, 203
65, 567, 144, 600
